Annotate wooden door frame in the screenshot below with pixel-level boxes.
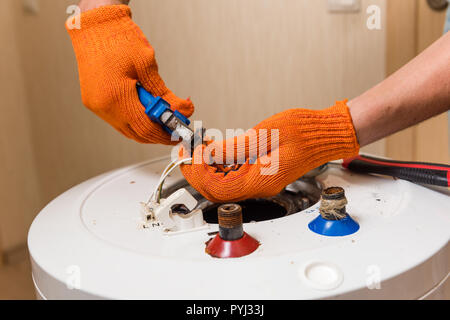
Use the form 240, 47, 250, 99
0, 227, 3, 266
385, 0, 419, 161
385, 0, 448, 162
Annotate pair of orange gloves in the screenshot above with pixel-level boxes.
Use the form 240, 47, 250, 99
67, 5, 360, 203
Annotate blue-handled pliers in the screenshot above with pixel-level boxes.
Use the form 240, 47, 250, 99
137, 83, 195, 144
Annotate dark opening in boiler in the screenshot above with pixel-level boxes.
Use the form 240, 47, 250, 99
202, 199, 288, 224
162, 178, 322, 224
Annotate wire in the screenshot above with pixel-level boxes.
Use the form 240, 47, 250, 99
147, 158, 193, 204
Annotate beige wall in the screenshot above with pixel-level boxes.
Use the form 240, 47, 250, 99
0, 0, 41, 251
13, 0, 169, 207
132, 0, 386, 155
1, 0, 387, 251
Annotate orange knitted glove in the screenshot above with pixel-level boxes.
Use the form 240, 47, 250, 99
66, 5, 194, 144
180, 101, 360, 202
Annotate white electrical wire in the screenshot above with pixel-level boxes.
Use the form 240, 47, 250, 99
147, 158, 193, 204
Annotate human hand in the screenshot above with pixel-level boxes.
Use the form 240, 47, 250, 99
67, 5, 194, 144
180, 101, 359, 202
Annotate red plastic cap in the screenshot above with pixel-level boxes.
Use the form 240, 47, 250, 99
205, 233, 260, 259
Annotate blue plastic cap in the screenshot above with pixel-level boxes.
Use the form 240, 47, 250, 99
308, 214, 360, 237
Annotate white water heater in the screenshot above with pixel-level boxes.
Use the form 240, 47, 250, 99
28, 157, 449, 299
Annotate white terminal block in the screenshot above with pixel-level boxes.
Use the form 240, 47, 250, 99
328, 0, 361, 12
143, 188, 207, 236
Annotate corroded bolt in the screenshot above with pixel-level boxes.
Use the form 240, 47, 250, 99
320, 187, 348, 221
218, 204, 244, 241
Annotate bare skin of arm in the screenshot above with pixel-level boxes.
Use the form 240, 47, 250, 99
349, 31, 450, 147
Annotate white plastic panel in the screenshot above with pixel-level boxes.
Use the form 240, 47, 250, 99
28, 158, 450, 299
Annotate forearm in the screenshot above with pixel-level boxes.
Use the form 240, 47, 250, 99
348, 31, 450, 147
79, 0, 129, 13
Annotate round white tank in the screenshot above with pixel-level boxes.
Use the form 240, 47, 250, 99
28, 157, 450, 299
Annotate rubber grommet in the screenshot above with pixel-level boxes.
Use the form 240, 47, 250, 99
205, 232, 260, 258
308, 215, 360, 237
